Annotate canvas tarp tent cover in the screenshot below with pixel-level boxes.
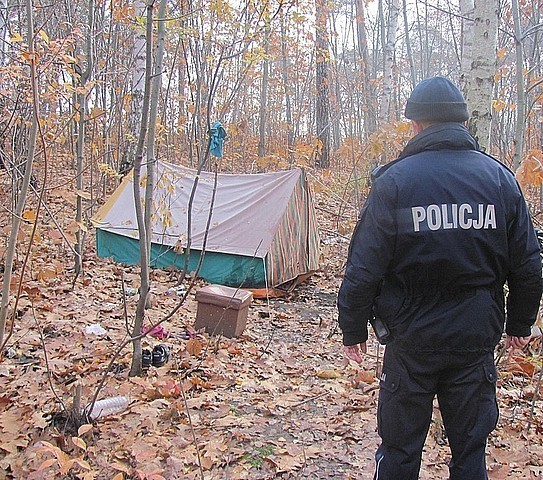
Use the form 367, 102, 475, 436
92, 161, 320, 288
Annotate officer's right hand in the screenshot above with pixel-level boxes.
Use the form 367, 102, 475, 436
505, 335, 531, 351
343, 343, 367, 364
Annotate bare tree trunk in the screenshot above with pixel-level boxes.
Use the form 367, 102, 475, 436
129, 0, 156, 377
183, 7, 206, 169
280, 14, 294, 163
74, 0, 94, 279
178, 48, 187, 157
354, 0, 375, 136
0, 0, 39, 348
315, 0, 330, 169
512, 0, 526, 170
258, 21, 270, 158
414, 0, 428, 77
465, 0, 498, 152
402, 0, 416, 89
120, 0, 146, 175
459, 0, 475, 88
380, 0, 400, 122
128, 0, 167, 377
0, 0, 7, 66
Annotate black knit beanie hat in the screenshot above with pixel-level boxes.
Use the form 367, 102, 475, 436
404, 76, 469, 122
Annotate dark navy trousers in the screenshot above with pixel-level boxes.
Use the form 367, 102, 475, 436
373, 347, 498, 480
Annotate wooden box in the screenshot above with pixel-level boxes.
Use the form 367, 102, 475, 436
195, 285, 253, 338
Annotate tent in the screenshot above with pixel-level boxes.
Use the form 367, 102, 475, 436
91, 161, 320, 289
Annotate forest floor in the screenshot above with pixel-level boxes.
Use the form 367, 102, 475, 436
0, 169, 543, 480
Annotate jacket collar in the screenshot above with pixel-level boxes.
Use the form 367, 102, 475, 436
398, 122, 479, 159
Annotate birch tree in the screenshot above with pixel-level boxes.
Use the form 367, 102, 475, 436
129, 0, 168, 377
459, 0, 475, 88
464, 0, 498, 151
120, 0, 147, 175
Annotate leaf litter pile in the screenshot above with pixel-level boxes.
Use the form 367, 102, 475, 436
1, 171, 543, 480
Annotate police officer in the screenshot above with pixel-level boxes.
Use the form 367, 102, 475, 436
337, 77, 542, 479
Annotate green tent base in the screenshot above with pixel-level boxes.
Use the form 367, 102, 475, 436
96, 229, 267, 288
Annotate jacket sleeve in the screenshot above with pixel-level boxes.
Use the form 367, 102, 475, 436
506, 192, 542, 337
338, 177, 397, 346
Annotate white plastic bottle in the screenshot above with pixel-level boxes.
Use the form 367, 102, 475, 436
84, 396, 129, 420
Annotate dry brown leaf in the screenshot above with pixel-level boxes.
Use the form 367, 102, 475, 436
354, 370, 376, 384
506, 354, 537, 377
37, 266, 58, 282
249, 288, 288, 299
78, 424, 93, 436
37, 457, 58, 472
75, 189, 92, 200
488, 463, 511, 480
273, 453, 304, 472
186, 338, 203, 356
130, 439, 157, 463
111, 462, 131, 473
190, 377, 212, 390
0, 436, 29, 455
317, 369, 342, 379
22, 209, 37, 221
134, 466, 167, 480
71, 437, 87, 451
71, 458, 92, 471
0, 410, 23, 435
48, 229, 64, 244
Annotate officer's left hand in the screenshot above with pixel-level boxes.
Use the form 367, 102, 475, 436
343, 343, 366, 364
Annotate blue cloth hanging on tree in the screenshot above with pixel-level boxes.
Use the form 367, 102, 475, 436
209, 121, 227, 158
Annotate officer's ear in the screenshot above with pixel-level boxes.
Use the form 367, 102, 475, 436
412, 120, 425, 135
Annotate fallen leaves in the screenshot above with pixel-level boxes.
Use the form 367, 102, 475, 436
35, 440, 92, 477
1, 176, 542, 480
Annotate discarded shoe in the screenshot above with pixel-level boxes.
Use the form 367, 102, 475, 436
152, 344, 170, 367
142, 349, 152, 369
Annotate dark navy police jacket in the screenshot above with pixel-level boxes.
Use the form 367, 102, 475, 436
338, 123, 542, 352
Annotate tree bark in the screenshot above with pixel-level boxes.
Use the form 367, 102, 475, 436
258, 20, 271, 158
512, 0, 526, 171
402, 0, 416, 89
354, 0, 375, 135
379, 0, 400, 122
459, 0, 475, 89
465, 0, 498, 152
315, 0, 330, 169
120, 0, 146, 175
74, 0, 94, 278
129, 0, 161, 377
0, 0, 7, 66
280, 14, 295, 163
0, 0, 39, 348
